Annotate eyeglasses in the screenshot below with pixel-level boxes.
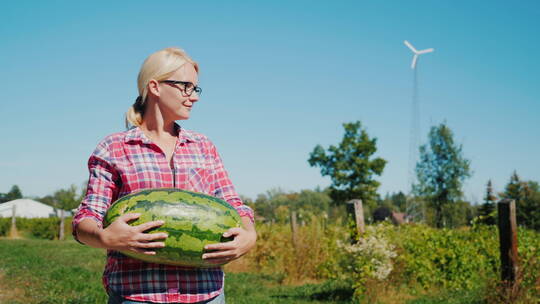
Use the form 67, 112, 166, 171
160, 80, 202, 97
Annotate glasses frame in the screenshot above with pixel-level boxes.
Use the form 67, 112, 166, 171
160, 80, 202, 97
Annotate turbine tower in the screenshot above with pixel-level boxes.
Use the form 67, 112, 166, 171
404, 40, 434, 222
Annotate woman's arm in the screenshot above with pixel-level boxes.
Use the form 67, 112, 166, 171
76, 214, 168, 255
73, 141, 167, 255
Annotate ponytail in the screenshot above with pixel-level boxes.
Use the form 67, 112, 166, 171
125, 95, 145, 128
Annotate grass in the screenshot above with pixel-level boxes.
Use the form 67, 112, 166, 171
0, 239, 351, 304
0, 238, 491, 304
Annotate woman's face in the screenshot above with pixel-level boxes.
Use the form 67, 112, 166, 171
157, 63, 199, 121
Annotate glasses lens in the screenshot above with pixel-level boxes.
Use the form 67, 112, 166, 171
185, 83, 194, 95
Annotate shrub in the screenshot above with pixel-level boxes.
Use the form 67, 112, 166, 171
0, 217, 73, 240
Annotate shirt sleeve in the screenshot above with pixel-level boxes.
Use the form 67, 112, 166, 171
205, 140, 255, 223
72, 141, 120, 243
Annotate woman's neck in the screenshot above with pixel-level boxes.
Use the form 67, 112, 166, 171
140, 101, 177, 139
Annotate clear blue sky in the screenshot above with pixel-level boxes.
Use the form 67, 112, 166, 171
1, 1, 539, 203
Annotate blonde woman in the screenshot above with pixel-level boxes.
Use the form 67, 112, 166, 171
73, 47, 256, 304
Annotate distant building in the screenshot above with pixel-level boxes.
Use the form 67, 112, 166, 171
0, 199, 72, 218
373, 206, 408, 225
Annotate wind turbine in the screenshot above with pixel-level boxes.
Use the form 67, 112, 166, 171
404, 40, 434, 69
404, 40, 434, 223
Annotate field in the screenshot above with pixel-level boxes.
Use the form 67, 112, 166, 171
0, 239, 480, 304
1, 220, 539, 303
0, 239, 351, 304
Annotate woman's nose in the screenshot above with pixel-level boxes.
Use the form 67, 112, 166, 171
189, 93, 200, 102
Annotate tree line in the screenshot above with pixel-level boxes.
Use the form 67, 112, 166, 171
0, 184, 84, 213
306, 120, 540, 230
2, 120, 539, 231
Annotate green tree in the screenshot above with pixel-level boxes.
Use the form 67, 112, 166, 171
378, 191, 408, 212
308, 121, 386, 210
441, 200, 475, 228
53, 185, 80, 211
51, 185, 80, 240
253, 188, 332, 224
1, 185, 23, 202
477, 180, 497, 225
524, 181, 540, 231
413, 123, 471, 228
500, 172, 540, 231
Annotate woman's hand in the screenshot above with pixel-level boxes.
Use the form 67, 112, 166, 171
202, 217, 257, 265
99, 213, 168, 255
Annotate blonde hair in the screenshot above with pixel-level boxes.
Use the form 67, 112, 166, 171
125, 47, 199, 127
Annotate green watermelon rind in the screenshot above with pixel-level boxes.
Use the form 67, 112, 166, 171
103, 188, 243, 268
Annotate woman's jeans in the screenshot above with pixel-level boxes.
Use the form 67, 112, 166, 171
107, 292, 225, 304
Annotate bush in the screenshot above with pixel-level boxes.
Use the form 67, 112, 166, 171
0, 216, 73, 240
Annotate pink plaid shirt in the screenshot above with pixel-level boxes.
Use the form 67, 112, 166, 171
72, 124, 254, 303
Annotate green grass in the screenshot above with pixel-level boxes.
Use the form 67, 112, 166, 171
0, 239, 352, 304
0, 239, 490, 304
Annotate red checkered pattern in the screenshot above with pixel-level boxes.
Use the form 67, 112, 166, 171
72, 125, 254, 303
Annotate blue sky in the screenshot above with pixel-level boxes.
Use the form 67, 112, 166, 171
1, 1, 539, 203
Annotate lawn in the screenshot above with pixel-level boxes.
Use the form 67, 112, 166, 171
0, 239, 352, 304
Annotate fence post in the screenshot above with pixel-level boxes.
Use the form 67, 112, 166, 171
59, 209, 65, 241
10, 205, 17, 238
497, 199, 518, 283
290, 210, 298, 249
347, 199, 365, 236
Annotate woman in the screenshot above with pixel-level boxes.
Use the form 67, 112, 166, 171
73, 47, 256, 304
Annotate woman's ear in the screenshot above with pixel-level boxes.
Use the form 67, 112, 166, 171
147, 79, 160, 97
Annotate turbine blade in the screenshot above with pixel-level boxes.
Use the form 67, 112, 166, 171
417, 48, 434, 54
404, 40, 418, 53
411, 55, 418, 69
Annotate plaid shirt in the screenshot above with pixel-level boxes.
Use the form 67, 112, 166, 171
72, 124, 254, 303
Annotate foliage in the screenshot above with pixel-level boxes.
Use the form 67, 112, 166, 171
0, 184, 23, 203
338, 224, 398, 299
308, 121, 386, 209
477, 180, 497, 226
252, 188, 333, 224
378, 191, 408, 213
0, 217, 73, 239
500, 172, 540, 231
3, 219, 540, 303
229, 215, 348, 283
413, 123, 471, 228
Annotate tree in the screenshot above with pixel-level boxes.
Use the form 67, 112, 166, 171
378, 191, 408, 212
308, 121, 386, 210
477, 180, 497, 225
0, 185, 23, 203
500, 172, 540, 231
253, 188, 332, 224
52, 185, 80, 240
413, 123, 471, 228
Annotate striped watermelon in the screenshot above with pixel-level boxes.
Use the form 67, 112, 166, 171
103, 188, 242, 268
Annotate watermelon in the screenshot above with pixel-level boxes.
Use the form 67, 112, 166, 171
103, 188, 242, 268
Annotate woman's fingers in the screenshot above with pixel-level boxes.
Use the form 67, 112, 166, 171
135, 241, 166, 249
139, 232, 168, 241
202, 250, 236, 260
118, 213, 141, 223
131, 248, 157, 255
204, 241, 236, 251
135, 220, 165, 232
223, 227, 243, 238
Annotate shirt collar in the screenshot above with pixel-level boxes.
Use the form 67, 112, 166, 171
124, 123, 198, 144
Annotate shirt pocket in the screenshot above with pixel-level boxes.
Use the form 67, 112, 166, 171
175, 156, 213, 194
